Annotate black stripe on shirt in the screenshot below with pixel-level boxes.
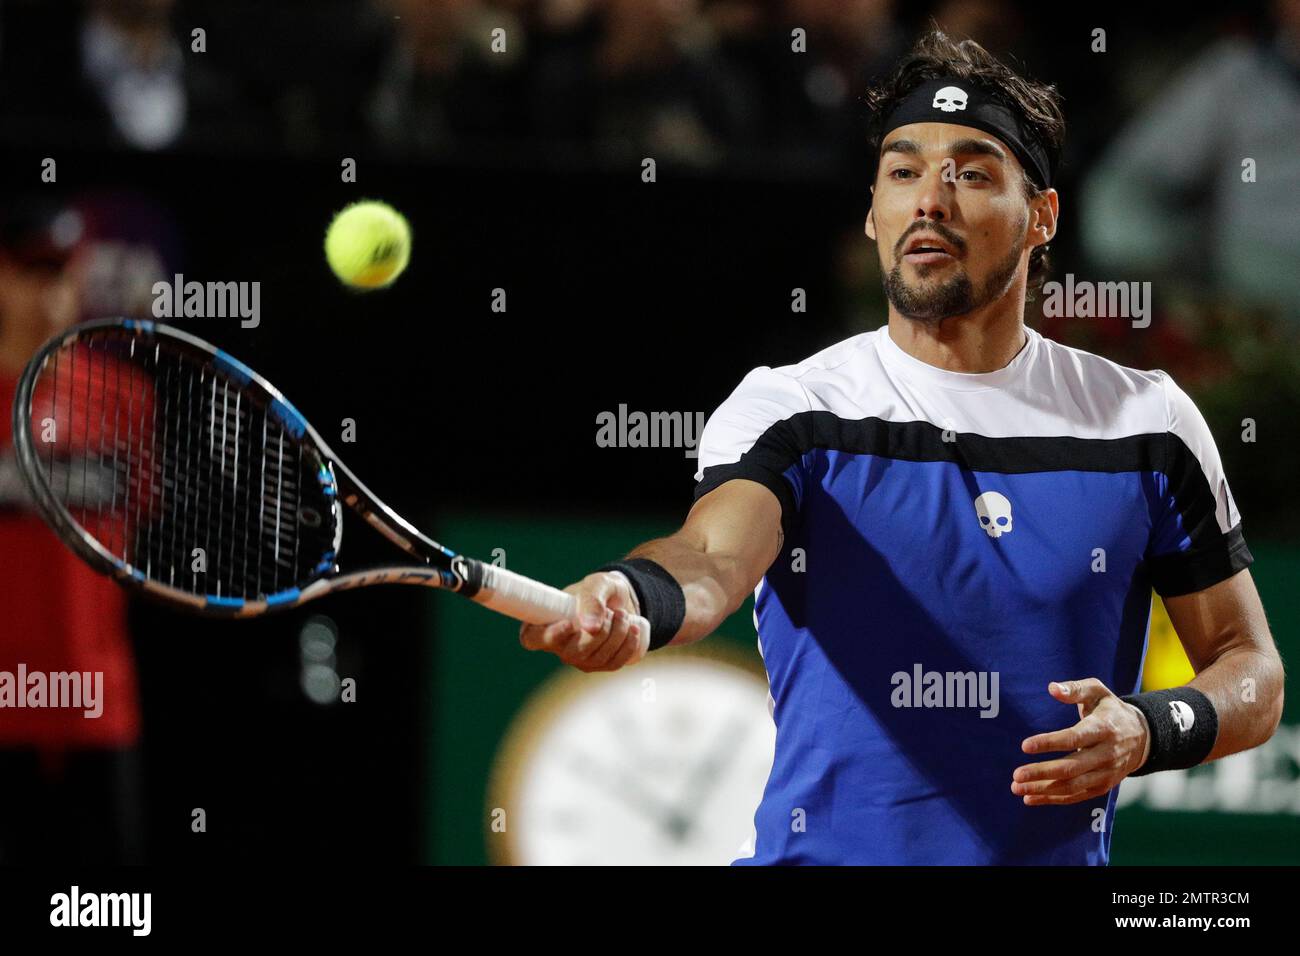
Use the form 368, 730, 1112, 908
693, 412, 1251, 596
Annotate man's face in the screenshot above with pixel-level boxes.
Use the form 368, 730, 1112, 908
866, 121, 1047, 324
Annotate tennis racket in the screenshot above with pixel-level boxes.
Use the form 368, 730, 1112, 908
10, 317, 650, 644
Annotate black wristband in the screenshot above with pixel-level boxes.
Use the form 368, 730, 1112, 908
596, 558, 685, 651
1119, 687, 1219, 776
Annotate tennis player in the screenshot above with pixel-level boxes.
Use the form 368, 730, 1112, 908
0, 199, 142, 863
519, 31, 1285, 864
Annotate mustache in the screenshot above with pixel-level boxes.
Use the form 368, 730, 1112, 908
895, 222, 966, 256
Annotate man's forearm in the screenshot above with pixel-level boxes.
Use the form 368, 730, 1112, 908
626, 530, 767, 647
1187, 645, 1286, 763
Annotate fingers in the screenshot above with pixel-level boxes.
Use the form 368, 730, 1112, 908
567, 607, 638, 672
519, 617, 582, 654
1015, 685, 1141, 807
518, 572, 647, 673
575, 581, 616, 633
1011, 746, 1129, 803
1048, 677, 1110, 717
1021, 715, 1109, 755
1013, 734, 1121, 804
1022, 680, 1120, 754
583, 609, 638, 671
1012, 745, 1110, 787
1016, 775, 1116, 805
1014, 768, 1115, 801
606, 625, 648, 670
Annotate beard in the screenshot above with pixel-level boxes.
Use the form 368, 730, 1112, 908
883, 221, 1026, 325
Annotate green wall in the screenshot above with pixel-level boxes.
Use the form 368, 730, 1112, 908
424, 516, 1298, 866
424, 512, 758, 865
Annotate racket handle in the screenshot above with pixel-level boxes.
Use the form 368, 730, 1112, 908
472, 562, 653, 649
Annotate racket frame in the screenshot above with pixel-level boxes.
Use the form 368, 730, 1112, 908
12, 319, 502, 618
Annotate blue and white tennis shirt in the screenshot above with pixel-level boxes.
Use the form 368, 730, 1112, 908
693, 324, 1252, 865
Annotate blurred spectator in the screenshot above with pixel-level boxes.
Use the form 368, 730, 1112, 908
1080, 1, 1300, 324
369, 0, 532, 155
71, 192, 175, 321
935, 0, 1024, 54
930, 0, 1024, 59
0, 198, 143, 864
80, 0, 187, 149
0, 0, 260, 152
764, 0, 903, 173
530, 0, 757, 165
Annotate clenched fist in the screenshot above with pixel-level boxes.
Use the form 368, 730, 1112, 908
518, 571, 650, 672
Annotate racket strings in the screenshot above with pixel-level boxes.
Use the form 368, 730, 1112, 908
34, 332, 332, 601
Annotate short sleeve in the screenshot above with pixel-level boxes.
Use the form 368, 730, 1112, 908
692, 366, 812, 536
1145, 371, 1253, 596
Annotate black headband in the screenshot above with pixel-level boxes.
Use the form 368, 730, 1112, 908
879, 77, 1054, 188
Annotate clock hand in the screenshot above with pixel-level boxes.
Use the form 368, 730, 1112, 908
565, 751, 692, 838
668, 712, 755, 839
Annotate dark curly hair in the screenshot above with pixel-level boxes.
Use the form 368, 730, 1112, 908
863, 29, 1065, 291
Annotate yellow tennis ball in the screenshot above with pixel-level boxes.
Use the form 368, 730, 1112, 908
324, 200, 411, 289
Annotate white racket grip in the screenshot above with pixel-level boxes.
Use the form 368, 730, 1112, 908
474, 563, 652, 650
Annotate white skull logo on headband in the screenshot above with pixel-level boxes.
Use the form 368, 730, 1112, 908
932, 86, 968, 112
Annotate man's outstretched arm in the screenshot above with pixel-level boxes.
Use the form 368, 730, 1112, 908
517, 479, 784, 671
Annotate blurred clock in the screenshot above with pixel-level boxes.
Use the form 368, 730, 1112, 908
487, 650, 775, 865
